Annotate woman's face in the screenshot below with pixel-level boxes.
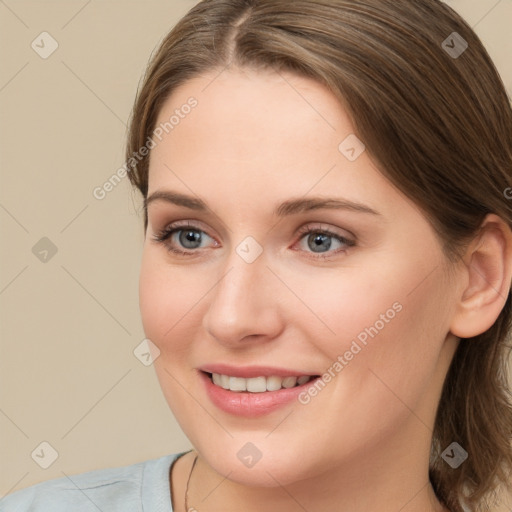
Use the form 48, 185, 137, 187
139, 67, 461, 486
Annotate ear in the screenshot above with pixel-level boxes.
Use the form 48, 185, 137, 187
450, 213, 512, 338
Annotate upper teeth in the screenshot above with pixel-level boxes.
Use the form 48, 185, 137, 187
211, 373, 313, 393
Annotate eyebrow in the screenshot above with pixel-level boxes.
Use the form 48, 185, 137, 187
144, 190, 381, 217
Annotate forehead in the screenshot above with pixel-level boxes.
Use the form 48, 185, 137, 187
153, 67, 348, 158
145, 67, 418, 225
152, 70, 360, 177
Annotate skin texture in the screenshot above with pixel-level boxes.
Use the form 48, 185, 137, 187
138, 66, 512, 512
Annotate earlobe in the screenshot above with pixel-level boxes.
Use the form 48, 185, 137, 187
450, 214, 512, 339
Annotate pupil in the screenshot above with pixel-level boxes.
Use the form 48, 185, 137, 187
180, 230, 201, 248
310, 233, 331, 252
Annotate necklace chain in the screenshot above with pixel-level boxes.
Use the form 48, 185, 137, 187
184, 452, 199, 512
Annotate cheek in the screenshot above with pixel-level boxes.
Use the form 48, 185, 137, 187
323, 264, 451, 420
295, 254, 451, 397
287, 263, 452, 459
138, 249, 203, 354
282, 262, 411, 360
138, 250, 203, 423
311, 247, 450, 355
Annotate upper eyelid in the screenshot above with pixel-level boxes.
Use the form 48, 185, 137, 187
159, 220, 215, 238
155, 219, 212, 235
159, 220, 350, 236
297, 222, 354, 237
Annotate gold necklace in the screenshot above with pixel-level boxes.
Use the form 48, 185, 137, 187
184, 453, 199, 512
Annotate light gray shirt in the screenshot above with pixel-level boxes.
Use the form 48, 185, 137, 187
0, 451, 187, 511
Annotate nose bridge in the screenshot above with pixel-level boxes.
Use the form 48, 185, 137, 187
202, 240, 282, 344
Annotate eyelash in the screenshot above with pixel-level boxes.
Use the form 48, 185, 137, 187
151, 221, 356, 260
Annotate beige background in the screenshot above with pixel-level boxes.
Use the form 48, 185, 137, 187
1, 0, 511, 509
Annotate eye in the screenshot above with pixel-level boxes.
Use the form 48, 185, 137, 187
294, 223, 355, 259
151, 221, 217, 256
151, 221, 355, 259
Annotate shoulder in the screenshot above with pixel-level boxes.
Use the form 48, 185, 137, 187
0, 452, 187, 512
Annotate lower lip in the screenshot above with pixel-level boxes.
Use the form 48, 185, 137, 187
199, 371, 320, 418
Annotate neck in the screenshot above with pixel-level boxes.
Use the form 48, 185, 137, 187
185, 421, 452, 512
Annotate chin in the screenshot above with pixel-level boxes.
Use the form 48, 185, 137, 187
195, 436, 323, 488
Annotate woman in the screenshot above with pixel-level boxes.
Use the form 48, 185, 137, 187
2, 1, 511, 511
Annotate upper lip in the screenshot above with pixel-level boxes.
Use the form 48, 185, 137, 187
199, 364, 319, 378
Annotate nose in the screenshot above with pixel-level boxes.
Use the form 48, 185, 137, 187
201, 248, 284, 348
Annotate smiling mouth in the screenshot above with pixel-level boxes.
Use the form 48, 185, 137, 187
204, 371, 321, 393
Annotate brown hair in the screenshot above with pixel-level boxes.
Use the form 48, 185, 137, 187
125, 1, 512, 510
